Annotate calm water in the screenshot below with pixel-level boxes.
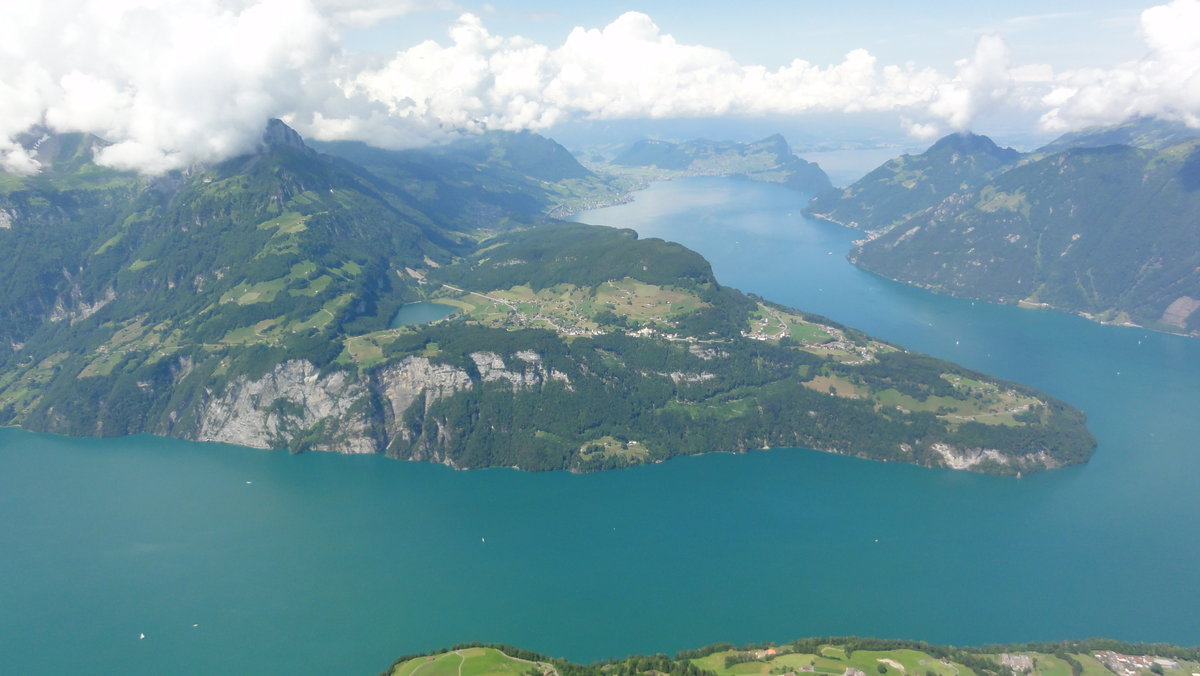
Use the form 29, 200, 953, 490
390, 301, 457, 328
3, 177, 1199, 675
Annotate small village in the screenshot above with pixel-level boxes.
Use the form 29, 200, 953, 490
1093, 652, 1190, 676
431, 276, 887, 368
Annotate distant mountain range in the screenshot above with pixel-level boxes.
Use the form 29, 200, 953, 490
608, 134, 833, 194
0, 122, 1093, 474
806, 118, 1200, 336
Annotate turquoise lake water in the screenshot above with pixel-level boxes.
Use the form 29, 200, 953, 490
390, 301, 456, 328
3, 176, 1199, 675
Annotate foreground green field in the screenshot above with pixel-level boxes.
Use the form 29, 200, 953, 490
381, 639, 1200, 676
386, 647, 556, 676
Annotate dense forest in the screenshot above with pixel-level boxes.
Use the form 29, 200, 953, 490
808, 120, 1200, 336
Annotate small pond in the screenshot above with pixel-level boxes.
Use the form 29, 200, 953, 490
389, 301, 456, 328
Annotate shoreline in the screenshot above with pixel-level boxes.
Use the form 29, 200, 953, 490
848, 256, 1193, 340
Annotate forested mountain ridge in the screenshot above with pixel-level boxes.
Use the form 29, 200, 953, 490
364, 224, 1092, 474
314, 129, 638, 223
804, 132, 1021, 232
0, 132, 145, 349
846, 136, 1200, 335
0, 122, 1093, 474
803, 118, 1200, 337
0, 120, 475, 435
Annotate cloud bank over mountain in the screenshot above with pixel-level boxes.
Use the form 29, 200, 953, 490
347, 12, 945, 135
1040, 0, 1200, 131
0, 0, 340, 173
1, 0, 1197, 174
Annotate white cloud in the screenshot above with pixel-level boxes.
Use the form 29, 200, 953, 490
925, 35, 1013, 132
901, 118, 943, 141
343, 11, 948, 143
4, 1, 1198, 174
0, 0, 341, 173
1040, 0, 1200, 131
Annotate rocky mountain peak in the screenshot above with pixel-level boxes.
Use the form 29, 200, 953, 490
262, 118, 307, 151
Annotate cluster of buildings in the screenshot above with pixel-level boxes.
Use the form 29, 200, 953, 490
1000, 654, 1036, 672
1093, 651, 1182, 676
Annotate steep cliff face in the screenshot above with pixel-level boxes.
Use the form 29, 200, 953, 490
928, 443, 1062, 474
374, 356, 473, 429
470, 350, 572, 390
376, 350, 575, 465
372, 355, 473, 464
195, 360, 378, 454
187, 351, 565, 461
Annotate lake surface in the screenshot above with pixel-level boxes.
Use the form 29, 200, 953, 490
390, 301, 457, 328
4, 177, 1200, 675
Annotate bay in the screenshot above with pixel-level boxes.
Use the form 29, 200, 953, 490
3, 176, 1199, 675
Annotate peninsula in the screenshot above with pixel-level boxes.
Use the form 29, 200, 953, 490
0, 123, 1093, 475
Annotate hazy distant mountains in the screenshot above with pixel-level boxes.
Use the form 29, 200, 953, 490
807, 119, 1200, 336
610, 134, 833, 194
1036, 117, 1200, 155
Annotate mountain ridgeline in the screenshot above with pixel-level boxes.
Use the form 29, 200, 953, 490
807, 119, 1200, 336
0, 122, 1093, 475
1036, 116, 1200, 154
806, 132, 1021, 232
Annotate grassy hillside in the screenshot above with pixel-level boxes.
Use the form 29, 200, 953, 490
380, 639, 1200, 676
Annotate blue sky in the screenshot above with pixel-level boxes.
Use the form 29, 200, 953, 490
2, 0, 1197, 174
346, 1, 1152, 71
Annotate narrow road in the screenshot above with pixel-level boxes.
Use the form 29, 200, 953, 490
441, 284, 518, 311
505, 653, 560, 676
